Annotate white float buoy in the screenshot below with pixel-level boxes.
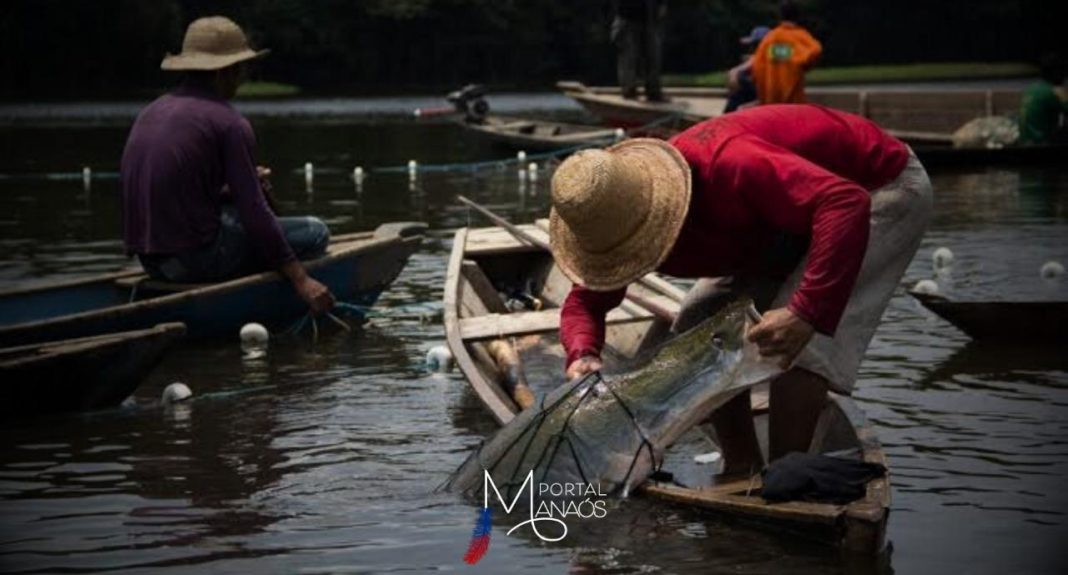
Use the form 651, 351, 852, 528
912, 279, 940, 295
240, 322, 269, 351
304, 162, 314, 194
426, 345, 454, 373
693, 452, 722, 465
82, 166, 92, 192
161, 382, 193, 405
527, 162, 538, 181
517, 150, 527, 163
353, 166, 365, 195
614, 128, 625, 141
1041, 261, 1065, 280
413, 108, 423, 118
932, 247, 954, 269
408, 159, 418, 176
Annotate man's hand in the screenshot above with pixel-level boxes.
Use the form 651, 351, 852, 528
566, 355, 603, 380
746, 307, 814, 369
281, 260, 335, 315
294, 275, 335, 315
255, 165, 281, 214
256, 165, 272, 191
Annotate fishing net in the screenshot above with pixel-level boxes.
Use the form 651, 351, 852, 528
446, 299, 773, 500
452, 368, 661, 501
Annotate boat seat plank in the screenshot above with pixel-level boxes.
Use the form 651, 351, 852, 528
641, 482, 843, 524
460, 306, 651, 342
464, 225, 548, 255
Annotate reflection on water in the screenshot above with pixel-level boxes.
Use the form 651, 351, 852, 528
0, 117, 1066, 574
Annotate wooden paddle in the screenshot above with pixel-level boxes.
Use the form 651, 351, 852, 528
455, 195, 678, 324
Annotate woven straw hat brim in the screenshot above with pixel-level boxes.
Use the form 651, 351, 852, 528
550, 138, 691, 292
161, 48, 269, 71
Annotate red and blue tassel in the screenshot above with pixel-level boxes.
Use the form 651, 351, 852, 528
463, 506, 493, 564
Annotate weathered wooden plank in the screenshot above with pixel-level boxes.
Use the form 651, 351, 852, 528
444, 228, 518, 425
461, 260, 508, 315
640, 482, 844, 524
465, 225, 548, 255
460, 306, 651, 342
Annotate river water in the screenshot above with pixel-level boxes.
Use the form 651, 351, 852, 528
0, 96, 1066, 574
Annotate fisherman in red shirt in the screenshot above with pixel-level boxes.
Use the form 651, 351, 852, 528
550, 104, 932, 473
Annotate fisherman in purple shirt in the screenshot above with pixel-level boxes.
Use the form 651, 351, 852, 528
121, 16, 334, 314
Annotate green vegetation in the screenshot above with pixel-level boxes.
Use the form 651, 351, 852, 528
666, 62, 1038, 88
1, 1, 1054, 98
236, 82, 302, 98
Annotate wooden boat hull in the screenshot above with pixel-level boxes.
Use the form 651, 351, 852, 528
557, 81, 722, 129
912, 143, 1068, 167
0, 223, 426, 346
909, 291, 1068, 341
0, 322, 186, 416
557, 81, 1064, 165
445, 221, 890, 553
461, 115, 622, 152
560, 81, 1022, 132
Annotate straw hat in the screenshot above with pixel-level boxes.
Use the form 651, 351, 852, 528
161, 17, 269, 71
549, 138, 691, 291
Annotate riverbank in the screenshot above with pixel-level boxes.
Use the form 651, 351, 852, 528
665, 61, 1038, 88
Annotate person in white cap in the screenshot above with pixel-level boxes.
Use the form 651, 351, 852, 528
120, 16, 334, 314
552, 104, 931, 473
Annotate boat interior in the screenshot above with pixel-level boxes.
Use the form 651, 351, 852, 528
449, 222, 889, 550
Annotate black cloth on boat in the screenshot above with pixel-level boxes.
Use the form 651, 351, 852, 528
761, 452, 886, 504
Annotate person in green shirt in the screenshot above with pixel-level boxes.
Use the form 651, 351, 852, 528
1019, 54, 1068, 145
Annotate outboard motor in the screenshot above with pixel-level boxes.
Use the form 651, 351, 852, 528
446, 84, 490, 123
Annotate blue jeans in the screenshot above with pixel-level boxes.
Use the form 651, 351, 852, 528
139, 207, 330, 283
724, 70, 757, 113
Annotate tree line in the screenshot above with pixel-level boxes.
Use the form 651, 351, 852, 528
0, 0, 1059, 99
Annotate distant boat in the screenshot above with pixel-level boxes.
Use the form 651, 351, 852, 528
558, 81, 1066, 166
445, 220, 890, 554
910, 142, 1068, 167
460, 114, 624, 152
0, 222, 426, 346
909, 291, 1068, 341
0, 322, 186, 416
557, 81, 725, 128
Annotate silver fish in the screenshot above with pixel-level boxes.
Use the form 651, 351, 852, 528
446, 297, 782, 499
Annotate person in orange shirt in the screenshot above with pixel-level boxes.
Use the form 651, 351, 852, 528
751, 0, 822, 104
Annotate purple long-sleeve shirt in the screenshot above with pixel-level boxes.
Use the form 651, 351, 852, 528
120, 84, 294, 268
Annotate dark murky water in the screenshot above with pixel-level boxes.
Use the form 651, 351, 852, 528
1, 99, 1066, 574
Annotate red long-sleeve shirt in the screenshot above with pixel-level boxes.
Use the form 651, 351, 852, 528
560, 104, 909, 367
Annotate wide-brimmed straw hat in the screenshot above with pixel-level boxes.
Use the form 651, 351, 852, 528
161, 16, 269, 71
549, 138, 691, 291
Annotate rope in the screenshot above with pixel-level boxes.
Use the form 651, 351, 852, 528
480, 368, 665, 499
4, 114, 685, 184
274, 299, 442, 340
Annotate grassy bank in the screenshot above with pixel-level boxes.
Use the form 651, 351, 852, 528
236, 82, 302, 98
665, 62, 1038, 88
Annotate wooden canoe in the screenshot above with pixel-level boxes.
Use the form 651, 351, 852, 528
909, 291, 1068, 341
460, 115, 624, 152
911, 142, 1068, 167
557, 81, 725, 129
0, 222, 426, 346
557, 81, 1066, 165
445, 221, 890, 553
559, 81, 1022, 132
0, 322, 186, 416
